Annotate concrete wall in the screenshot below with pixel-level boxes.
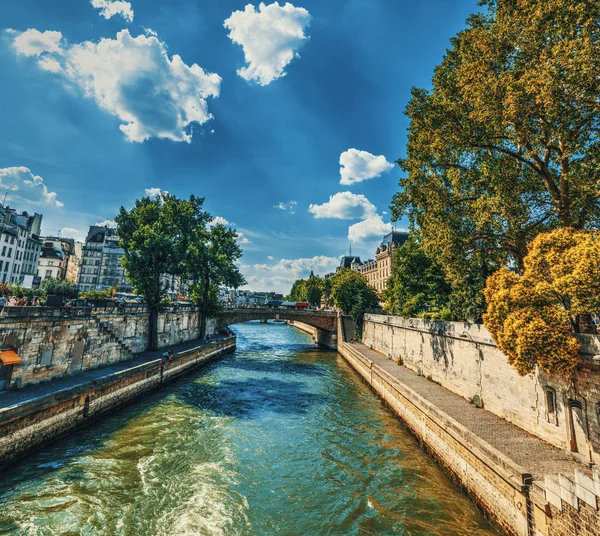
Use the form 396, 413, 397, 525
0, 306, 217, 390
362, 315, 600, 466
0, 337, 235, 469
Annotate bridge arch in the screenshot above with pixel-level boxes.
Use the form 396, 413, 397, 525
217, 308, 338, 349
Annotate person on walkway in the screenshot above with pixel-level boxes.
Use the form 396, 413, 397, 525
6, 296, 16, 306
167, 350, 174, 363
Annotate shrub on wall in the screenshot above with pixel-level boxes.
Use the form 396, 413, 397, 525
483, 229, 600, 376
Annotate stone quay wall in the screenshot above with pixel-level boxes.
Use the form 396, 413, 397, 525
337, 331, 600, 536
288, 320, 319, 341
0, 306, 216, 390
0, 337, 235, 469
362, 314, 600, 467
337, 338, 532, 536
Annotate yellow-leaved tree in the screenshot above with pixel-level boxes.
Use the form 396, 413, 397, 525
483, 229, 600, 376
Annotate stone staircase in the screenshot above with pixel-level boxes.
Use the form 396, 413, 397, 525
340, 316, 356, 342
90, 316, 135, 363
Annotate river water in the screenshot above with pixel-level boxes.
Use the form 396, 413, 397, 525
0, 323, 498, 535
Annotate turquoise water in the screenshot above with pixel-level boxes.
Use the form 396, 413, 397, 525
0, 323, 497, 535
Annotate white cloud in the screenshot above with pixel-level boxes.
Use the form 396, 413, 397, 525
12, 29, 63, 57
339, 149, 394, 185
224, 2, 311, 86
274, 200, 297, 213
210, 216, 230, 226
237, 232, 251, 245
348, 215, 392, 242
96, 219, 118, 229
308, 191, 376, 220
242, 255, 338, 292
60, 227, 81, 238
11, 29, 221, 143
267, 255, 274, 260
0, 167, 63, 207
91, 0, 134, 22
145, 187, 167, 198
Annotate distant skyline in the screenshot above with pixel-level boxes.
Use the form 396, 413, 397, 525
0, 0, 480, 293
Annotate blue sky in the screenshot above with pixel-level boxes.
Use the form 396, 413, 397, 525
0, 0, 478, 293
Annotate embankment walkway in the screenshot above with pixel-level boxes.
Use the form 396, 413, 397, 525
0, 336, 224, 411
347, 342, 584, 479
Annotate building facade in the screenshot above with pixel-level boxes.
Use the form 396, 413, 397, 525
354, 231, 409, 293
78, 226, 132, 293
0, 207, 43, 285
37, 237, 79, 282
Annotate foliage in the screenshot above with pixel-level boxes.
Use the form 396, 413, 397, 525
392, 0, 600, 315
81, 289, 113, 301
38, 277, 79, 299
286, 279, 307, 301
483, 229, 600, 376
116, 194, 195, 312
383, 238, 453, 319
185, 220, 246, 333
189, 284, 223, 318
286, 273, 323, 307
330, 269, 379, 335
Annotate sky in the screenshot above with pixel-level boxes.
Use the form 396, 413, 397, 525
0, 0, 479, 293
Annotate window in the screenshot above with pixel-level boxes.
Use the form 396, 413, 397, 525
7, 248, 12, 258
545, 387, 558, 425
45, 270, 52, 277
10, 237, 14, 244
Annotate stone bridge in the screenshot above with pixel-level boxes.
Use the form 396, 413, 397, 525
217, 308, 338, 349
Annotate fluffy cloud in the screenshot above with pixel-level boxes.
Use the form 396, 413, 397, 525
348, 214, 392, 242
210, 216, 230, 226
0, 167, 63, 207
242, 255, 338, 292
96, 219, 118, 229
308, 192, 376, 220
60, 227, 81, 238
224, 2, 311, 86
91, 0, 134, 22
145, 187, 167, 198
11, 29, 63, 57
274, 200, 297, 213
339, 149, 394, 185
11, 29, 221, 143
237, 232, 251, 245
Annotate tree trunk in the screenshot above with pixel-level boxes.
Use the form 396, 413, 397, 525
199, 273, 210, 338
148, 309, 159, 351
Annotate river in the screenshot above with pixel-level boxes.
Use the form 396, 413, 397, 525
0, 322, 498, 535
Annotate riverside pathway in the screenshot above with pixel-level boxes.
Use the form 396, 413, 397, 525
347, 341, 588, 480
0, 336, 223, 411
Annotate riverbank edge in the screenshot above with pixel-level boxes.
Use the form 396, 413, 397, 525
337, 338, 532, 536
0, 337, 236, 469
288, 320, 318, 340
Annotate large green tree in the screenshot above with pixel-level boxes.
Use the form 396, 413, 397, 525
392, 0, 600, 312
331, 269, 379, 336
186, 222, 246, 337
115, 194, 194, 349
383, 238, 452, 319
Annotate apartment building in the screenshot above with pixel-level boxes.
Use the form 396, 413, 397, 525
37, 237, 80, 282
0, 206, 43, 285
78, 225, 132, 292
